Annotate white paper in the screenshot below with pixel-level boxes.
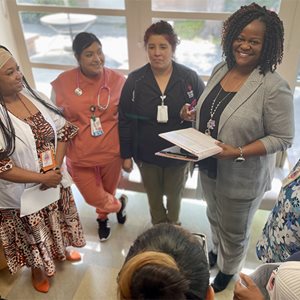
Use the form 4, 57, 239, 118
158, 128, 222, 161
20, 184, 60, 217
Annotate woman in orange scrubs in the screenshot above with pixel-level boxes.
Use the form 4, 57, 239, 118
51, 32, 127, 242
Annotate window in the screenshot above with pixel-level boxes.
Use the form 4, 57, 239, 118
152, 0, 281, 13
32, 68, 63, 97
7, 0, 298, 173
155, 19, 223, 76
17, 0, 125, 9
289, 87, 300, 165
20, 12, 128, 70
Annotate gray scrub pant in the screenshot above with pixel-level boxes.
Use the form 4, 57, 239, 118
199, 171, 264, 274
138, 161, 189, 225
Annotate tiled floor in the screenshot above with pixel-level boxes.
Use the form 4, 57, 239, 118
0, 185, 270, 300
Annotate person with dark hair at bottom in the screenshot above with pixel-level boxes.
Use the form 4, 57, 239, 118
0, 46, 85, 293
119, 20, 204, 226
180, 3, 294, 293
51, 32, 127, 242
117, 223, 214, 300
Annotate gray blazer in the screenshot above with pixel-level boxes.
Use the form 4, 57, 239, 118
196, 62, 294, 199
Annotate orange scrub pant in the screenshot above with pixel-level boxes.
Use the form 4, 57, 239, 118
67, 157, 122, 220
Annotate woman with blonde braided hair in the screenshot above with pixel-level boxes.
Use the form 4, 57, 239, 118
117, 224, 214, 300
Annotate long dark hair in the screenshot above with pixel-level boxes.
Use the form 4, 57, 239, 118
0, 45, 63, 159
118, 224, 209, 300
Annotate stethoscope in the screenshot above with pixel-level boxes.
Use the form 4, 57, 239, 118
75, 68, 111, 111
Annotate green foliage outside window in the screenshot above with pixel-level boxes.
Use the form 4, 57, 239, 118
224, 0, 280, 12
174, 20, 204, 40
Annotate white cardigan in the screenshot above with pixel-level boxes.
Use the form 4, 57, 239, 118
0, 89, 71, 209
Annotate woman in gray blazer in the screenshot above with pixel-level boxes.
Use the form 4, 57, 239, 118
181, 3, 294, 293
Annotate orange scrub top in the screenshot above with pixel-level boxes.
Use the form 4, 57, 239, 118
51, 67, 125, 167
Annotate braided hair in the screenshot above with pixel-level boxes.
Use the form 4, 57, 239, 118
222, 2, 284, 74
0, 45, 63, 159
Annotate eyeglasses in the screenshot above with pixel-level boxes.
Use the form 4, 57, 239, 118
192, 232, 209, 264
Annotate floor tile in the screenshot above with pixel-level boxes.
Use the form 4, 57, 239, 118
0, 187, 269, 300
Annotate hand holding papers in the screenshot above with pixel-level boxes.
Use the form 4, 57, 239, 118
156, 128, 222, 161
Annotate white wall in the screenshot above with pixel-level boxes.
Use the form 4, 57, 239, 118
0, 0, 20, 63
278, 0, 300, 92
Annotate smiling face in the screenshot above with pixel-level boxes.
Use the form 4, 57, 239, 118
232, 19, 266, 72
77, 41, 105, 77
0, 57, 23, 97
146, 34, 174, 72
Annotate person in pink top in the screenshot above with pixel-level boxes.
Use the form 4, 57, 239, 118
51, 32, 127, 242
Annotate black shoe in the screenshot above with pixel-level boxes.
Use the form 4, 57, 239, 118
208, 251, 218, 268
212, 271, 234, 293
116, 194, 128, 224
97, 218, 111, 242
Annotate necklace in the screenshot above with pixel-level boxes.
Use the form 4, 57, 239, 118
205, 86, 234, 135
205, 73, 243, 136
17, 95, 33, 117
17, 95, 39, 127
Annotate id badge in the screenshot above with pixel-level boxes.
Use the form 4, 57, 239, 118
90, 116, 104, 137
40, 149, 56, 172
157, 105, 168, 123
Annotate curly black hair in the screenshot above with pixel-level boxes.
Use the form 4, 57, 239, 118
222, 2, 284, 74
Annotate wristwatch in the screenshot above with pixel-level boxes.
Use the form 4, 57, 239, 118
234, 146, 245, 163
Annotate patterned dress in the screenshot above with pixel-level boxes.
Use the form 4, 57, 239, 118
0, 111, 86, 276
256, 159, 300, 262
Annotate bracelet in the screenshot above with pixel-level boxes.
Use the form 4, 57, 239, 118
234, 146, 245, 163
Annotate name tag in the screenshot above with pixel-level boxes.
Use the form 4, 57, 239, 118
157, 105, 168, 123
40, 149, 56, 172
90, 116, 104, 137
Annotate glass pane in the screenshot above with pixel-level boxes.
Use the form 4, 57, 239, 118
158, 19, 223, 76
290, 87, 300, 162
17, 0, 125, 9
20, 12, 128, 70
32, 68, 63, 98
152, 0, 281, 13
